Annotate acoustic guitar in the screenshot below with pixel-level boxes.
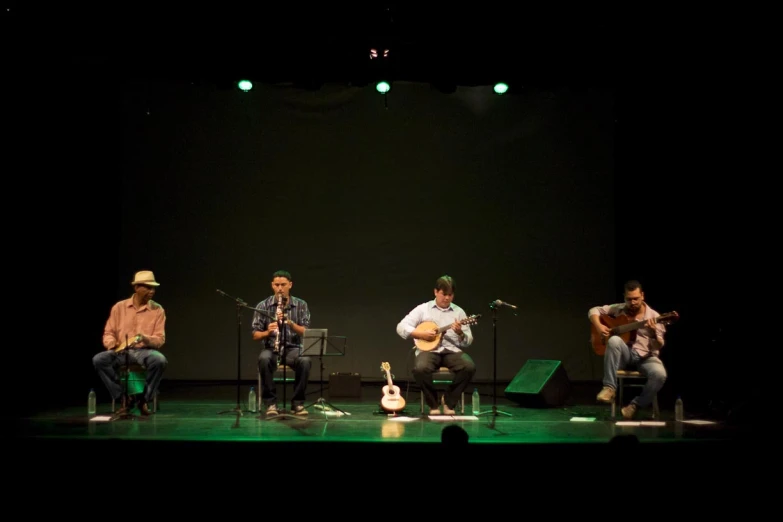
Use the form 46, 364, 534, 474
380, 362, 406, 413
590, 311, 679, 355
413, 314, 481, 352
113, 334, 142, 353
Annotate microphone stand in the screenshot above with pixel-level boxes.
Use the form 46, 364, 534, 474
111, 334, 141, 421
477, 302, 512, 428
216, 289, 252, 426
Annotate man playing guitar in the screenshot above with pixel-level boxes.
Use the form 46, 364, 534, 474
589, 279, 672, 420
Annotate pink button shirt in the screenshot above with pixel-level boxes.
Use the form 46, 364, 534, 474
102, 297, 166, 351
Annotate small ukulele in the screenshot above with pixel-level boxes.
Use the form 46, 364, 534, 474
380, 362, 406, 413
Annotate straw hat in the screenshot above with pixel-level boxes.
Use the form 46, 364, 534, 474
131, 270, 160, 287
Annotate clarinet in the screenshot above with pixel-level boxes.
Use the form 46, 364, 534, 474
273, 292, 283, 353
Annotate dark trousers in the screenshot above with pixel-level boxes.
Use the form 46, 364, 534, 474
92, 348, 168, 403
258, 347, 312, 407
413, 350, 476, 409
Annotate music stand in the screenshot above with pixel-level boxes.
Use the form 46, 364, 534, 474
302, 329, 349, 419
477, 302, 513, 427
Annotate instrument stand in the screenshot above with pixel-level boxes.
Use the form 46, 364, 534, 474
111, 335, 143, 422
216, 290, 251, 425
477, 303, 513, 428
302, 331, 350, 420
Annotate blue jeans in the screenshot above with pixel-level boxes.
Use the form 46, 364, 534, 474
602, 336, 666, 408
258, 347, 312, 408
93, 348, 168, 403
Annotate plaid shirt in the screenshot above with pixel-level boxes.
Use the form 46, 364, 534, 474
251, 295, 311, 352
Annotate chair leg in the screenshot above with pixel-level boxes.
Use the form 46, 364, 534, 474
618, 378, 624, 407
653, 394, 659, 419
258, 371, 262, 413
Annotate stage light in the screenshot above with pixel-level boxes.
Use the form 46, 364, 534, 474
493, 82, 509, 95
376, 81, 391, 93
237, 79, 253, 92
369, 48, 390, 60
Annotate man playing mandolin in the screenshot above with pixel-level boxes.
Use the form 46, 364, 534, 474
589, 280, 671, 419
396, 275, 476, 415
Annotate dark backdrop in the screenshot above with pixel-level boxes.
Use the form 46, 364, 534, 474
12, 31, 746, 420
110, 80, 615, 381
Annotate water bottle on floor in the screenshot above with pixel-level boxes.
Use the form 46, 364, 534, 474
674, 396, 683, 421
472, 387, 480, 415
88, 389, 97, 416
248, 386, 257, 413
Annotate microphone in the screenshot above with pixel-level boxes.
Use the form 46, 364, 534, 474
492, 299, 518, 310
217, 289, 245, 304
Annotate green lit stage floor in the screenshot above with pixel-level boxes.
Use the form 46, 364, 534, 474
12, 381, 768, 493
14, 382, 756, 449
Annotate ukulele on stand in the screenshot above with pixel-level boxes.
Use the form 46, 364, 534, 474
380, 362, 406, 413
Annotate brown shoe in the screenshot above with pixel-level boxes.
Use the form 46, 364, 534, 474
442, 406, 456, 415
429, 407, 441, 415
621, 403, 637, 419
138, 400, 151, 416
596, 386, 616, 403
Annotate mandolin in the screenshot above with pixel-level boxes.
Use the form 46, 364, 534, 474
590, 311, 679, 355
413, 314, 481, 352
380, 362, 406, 413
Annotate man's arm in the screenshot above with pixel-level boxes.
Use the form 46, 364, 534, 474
588, 303, 623, 327
140, 306, 166, 349
251, 303, 272, 342
396, 304, 425, 340
102, 303, 120, 350
287, 299, 311, 336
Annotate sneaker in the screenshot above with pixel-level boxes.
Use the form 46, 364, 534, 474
442, 406, 456, 415
621, 403, 637, 419
292, 405, 308, 416
429, 407, 441, 415
266, 404, 278, 416
596, 386, 616, 403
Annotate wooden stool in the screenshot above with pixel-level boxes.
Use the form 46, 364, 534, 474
257, 364, 295, 412
111, 364, 158, 412
420, 367, 465, 414
612, 370, 659, 419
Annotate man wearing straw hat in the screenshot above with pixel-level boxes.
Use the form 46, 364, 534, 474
93, 270, 168, 415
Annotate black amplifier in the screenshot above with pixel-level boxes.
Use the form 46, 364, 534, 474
328, 372, 361, 397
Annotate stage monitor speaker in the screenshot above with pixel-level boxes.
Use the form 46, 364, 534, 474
504, 359, 571, 408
